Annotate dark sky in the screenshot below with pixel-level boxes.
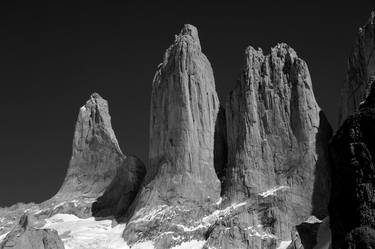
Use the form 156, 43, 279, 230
0, 1, 373, 206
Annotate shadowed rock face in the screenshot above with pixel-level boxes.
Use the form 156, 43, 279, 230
92, 155, 146, 218
0, 215, 64, 249
329, 84, 375, 249
224, 44, 332, 219
339, 11, 375, 124
56, 93, 126, 199
214, 105, 228, 187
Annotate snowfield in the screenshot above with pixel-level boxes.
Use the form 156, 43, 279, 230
41, 213, 206, 249
42, 214, 128, 249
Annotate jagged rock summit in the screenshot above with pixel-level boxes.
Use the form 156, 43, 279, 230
339, 11, 375, 124
224, 43, 332, 218
56, 92, 126, 199
203, 43, 332, 249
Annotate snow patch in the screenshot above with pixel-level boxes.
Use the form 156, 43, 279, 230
202, 201, 247, 224
42, 213, 128, 249
259, 186, 289, 198
175, 223, 207, 232
215, 197, 222, 206
246, 226, 277, 239
171, 240, 205, 249
0, 232, 9, 243
305, 216, 322, 224
277, 240, 292, 249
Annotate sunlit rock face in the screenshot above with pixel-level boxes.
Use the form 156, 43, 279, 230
122, 24, 222, 248
56, 93, 126, 200
339, 11, 375, 125
224, 44, 332, 219
133, 24, 221, 207
207, 44, 333, 248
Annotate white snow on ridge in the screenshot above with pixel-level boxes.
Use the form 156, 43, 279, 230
277, 240, 292, 249
305, 216, 322, 224
202, 201, 247, 224
171, 240, 205, 249
246, 226, 276, 239
0, 232, 9, 243
259, 186, 289, 198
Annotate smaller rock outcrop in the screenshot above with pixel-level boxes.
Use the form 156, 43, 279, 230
295, 216, 323, 249
0, 215, 64, 249
339, 11, 375, 124
92, 155, 146, 218
56, 93, 125, 199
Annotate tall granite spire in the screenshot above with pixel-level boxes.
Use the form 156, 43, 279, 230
142, 24, 220, 204
56, 93, 126, 199
224, 44, 332, 219
123, 24, 222, 247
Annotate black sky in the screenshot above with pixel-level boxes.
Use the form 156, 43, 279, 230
0, 1, 373, 206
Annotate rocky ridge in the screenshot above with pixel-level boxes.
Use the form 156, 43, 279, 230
2, 13, 375, 249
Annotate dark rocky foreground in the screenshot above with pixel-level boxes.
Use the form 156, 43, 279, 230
0, 11, 374, 249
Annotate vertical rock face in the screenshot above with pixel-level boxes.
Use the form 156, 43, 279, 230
329, 83, 375, 249
143, 24, 221, 204
339, 11, 375, 124
123, 24, 222, 248
0, 215, 65, 249
56, 93, 125, 199
224, 44, 332, 220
